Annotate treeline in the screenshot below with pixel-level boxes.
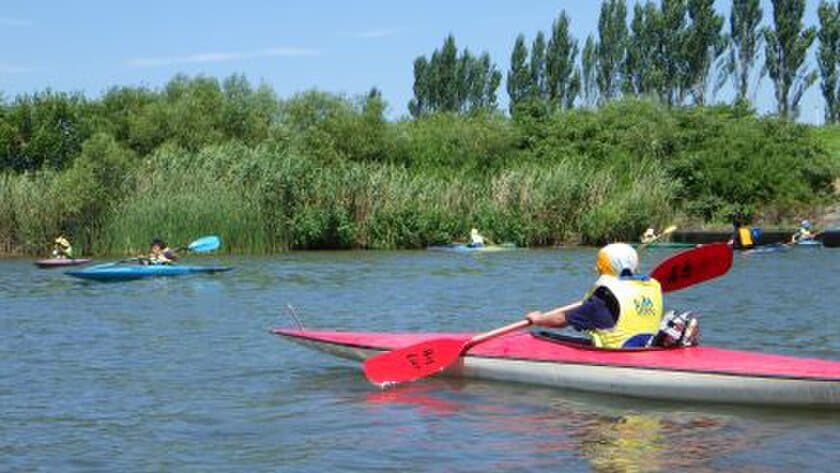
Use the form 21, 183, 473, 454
0, 74, 835, 254
0, 1, 838, 255
411, 0, 840, 122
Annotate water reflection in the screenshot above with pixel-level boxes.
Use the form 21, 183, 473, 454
354, 374, 830, 472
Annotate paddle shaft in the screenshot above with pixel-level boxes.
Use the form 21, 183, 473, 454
465, 301, 583, 349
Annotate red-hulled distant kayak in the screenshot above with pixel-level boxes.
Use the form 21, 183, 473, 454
273, 329, 840, 409
35, 258, 92, 268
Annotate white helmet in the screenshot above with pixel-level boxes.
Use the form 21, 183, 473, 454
596, 243, 639, 277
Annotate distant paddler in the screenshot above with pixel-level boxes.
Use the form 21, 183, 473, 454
728, 213, 756, 250
790, 220, 815, 244
51, 236, 74, 259
640, 228, 657, 245
140, 237, 179, 265
468, 228, 486, 248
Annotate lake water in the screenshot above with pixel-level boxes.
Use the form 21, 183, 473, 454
2, 248, 839, 472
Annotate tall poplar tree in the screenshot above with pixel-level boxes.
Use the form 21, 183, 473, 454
818, 0, 840, 123
545, 11, 581, 109
625, 2, 663, 96
582, 35, 599, 107
727, 0, 765, 102
764, 0, 818, 118
596, 0, 628, 102
659, 0, 689, 105
529, 32, 548, 100
507, 34, 531, 114
408, 35, 501, 117
684, 0, 725, 105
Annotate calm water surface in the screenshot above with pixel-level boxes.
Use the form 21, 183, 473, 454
2, 248, 839, 471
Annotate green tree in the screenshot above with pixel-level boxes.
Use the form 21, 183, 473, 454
408, 57, 430, 117
764, 0, 818, 119
727, 0, 765, 103
507, 34, 531, 114
529, 32, 548, 100
581, 35, 599, 107
818, 0, 840, 123
625, 2, 663, 96
408, 35, 501, 117
545, 11, 581, 109
684, 0, 725, 105
658, 0, 689, 105
596, 0, 628, 102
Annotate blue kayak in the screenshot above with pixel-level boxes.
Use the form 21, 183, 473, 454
66, 263, 233, 281
739, 243, 790, 255
427, 243, 518, 253
793, 239, 822, 247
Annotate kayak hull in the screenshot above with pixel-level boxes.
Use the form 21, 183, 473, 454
273, 329, 840, 409
793, 239, 822, 247
66, 264, 233, 281
35, 258, 92, 268
427, 243, 517, 253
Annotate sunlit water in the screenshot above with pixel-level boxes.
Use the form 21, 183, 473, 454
2, 248, 838, 472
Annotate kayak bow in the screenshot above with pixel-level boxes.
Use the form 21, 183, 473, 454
273, 329, 840, 409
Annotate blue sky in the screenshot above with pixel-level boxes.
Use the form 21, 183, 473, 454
0, 1, 828, 122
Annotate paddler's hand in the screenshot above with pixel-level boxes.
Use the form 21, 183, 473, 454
525, 311, 548, 326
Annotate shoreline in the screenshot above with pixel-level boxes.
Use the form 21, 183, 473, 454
4, 228, 830, 258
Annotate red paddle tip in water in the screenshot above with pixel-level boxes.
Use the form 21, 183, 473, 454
363, 338, 467, 386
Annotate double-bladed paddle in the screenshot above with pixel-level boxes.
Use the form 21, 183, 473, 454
363, 242, 733, 386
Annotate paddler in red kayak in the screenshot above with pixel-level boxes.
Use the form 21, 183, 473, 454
525, 243, 664, 348
51, 236, 74, 259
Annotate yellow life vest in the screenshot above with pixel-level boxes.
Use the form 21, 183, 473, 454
585, 275, 663, 349
737, 226, 753, 247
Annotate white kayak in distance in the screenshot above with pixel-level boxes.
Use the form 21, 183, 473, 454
273, 328, 840, 409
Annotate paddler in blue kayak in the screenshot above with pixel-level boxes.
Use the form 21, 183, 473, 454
51, 236, 74, 259
790, 220, 815, 243
467, 228, 486, 248
143, 237, 178, 265
525, 243, 664, 348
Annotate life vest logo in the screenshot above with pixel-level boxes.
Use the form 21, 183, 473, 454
634, 296, 656, 316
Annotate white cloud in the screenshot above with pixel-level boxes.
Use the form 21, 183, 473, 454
0, 17, 32, 27
352, 28, 399, 39
0, 63, 30, 73
126, 47, 321, 68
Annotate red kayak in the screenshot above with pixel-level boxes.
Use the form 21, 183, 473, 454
35, 258, 92, 269
273, 329, 840, 409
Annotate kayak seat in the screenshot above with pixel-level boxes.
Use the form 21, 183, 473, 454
532, 330, 662, 351
531, 330, 592, 346
621, 333, 654, 348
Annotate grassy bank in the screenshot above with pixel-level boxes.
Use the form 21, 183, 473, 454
0, 78, 837, 255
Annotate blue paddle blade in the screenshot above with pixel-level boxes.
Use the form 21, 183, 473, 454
188, 236, 221, 253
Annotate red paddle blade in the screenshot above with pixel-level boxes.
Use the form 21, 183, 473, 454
651, 243, 733, 292
363, 338, 467, 386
